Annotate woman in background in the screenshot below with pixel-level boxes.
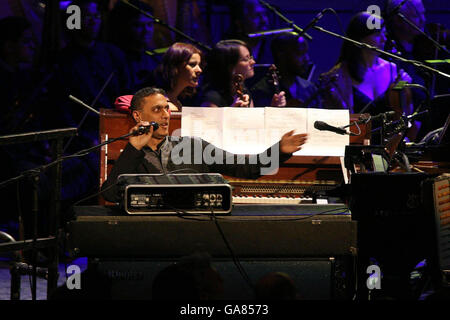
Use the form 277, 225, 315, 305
154, 42, 203, 111
200, 39, 285, 108
321, 12, 412, 115
320, 11, 420, 141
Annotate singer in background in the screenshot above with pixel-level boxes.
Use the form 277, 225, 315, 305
251, 32, 320, 108
200, 39, 285, 108
319, 11, 421, 141
101, 87, 307, 203
153, 42, 203, 111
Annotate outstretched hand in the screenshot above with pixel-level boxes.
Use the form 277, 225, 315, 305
280, 130, 308, 154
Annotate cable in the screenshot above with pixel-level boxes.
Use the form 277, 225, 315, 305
327, 8, 345, 35
210, 205, 254, 291
165, 203, 254, 289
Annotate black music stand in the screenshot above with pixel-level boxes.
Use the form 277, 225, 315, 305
0, 128, 77, 300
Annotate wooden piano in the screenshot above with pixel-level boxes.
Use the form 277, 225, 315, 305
99, 108, 371, 205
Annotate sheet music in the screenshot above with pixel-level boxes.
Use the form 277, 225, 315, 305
264, 107, 308, 147
181, 107, 223, 148
295, 108, 349, 156
181, 107, 350, 156
222, 108, 266, 154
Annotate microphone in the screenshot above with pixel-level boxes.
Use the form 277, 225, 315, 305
360, 111, 397, 122
248, 27, 295, 38
405, 109, 428, 121
297, 8, 330, 38
134, 122, 159, 135
314, 120, 349, 135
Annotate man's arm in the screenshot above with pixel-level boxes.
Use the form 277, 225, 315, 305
206, 131, 308, 179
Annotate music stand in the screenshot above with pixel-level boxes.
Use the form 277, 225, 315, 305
0, 128, 77, 300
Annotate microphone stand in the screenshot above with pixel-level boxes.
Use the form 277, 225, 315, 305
0, 127, 141, 299
393, 9, 449, 102
257, 0, 313, 41
63, 71, 114, 154
0, 128, 77, 300
121, 0, 212, 51
310, 24, 450, 80
396, 13, 450, 57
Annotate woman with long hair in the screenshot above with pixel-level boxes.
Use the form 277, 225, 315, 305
200, 39, 285, 108
321, 11, 413, 115
155, 42, 203, 111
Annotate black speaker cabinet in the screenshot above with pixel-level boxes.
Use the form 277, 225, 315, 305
89, 256, 354, 300
349, 172, 438, 299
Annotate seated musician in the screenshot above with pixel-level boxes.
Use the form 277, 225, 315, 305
251, 32, 321, 107
154, 42, 203, 111
199, 39, 285, 108
320, 12, 420, 141
384, 0, 444, 139
101, 87, 308, 203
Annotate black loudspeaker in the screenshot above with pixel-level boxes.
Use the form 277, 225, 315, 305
90, 257, 354, 300
349, 172, 437, 299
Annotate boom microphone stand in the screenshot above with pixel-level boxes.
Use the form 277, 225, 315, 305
257, 0, 312, 41
121, 0, 212, 51
0, 126, 147, 299
258, 2, 450, 81
0, 128, 77, 300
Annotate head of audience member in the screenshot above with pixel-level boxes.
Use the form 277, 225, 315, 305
385, 0, 426, 44
130, 87, 170, 139
205, 39, 255, 94
0, 16, 35, 69
152, 252, 224, 300
108, 0, 154, 53
66, 0, 103, 47
229, 0, 270, 36
254, 272, 299, 300
271, 32, 312, 80
338, 12, 386, 83
156, 42, 202, 108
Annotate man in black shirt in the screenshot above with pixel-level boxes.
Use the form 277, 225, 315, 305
101, 87, 308, 203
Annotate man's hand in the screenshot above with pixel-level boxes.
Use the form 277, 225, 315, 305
129, 121, 154, 150
280, 130, 308, 154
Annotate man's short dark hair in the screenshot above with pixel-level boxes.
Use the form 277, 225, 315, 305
130, 87, 167, 111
